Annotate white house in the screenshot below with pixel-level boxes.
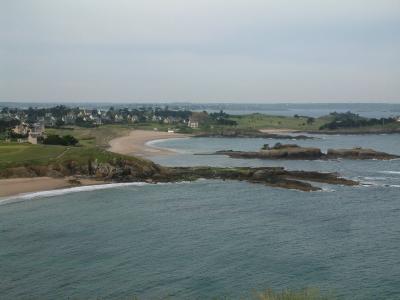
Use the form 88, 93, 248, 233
188, 119, 199, 128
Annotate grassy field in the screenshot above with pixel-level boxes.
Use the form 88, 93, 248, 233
46, 125, 134, 147
0, 141, 151, 170
0, 143, 66, 169
229, 114, 330, 131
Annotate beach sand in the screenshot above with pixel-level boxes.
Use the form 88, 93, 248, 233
108, 129, 191, 157
1, 130, 189, 198
0, 177, 104, 198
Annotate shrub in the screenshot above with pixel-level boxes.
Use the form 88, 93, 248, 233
43, 134, 79, 146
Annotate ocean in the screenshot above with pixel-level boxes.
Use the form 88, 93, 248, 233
1, 106, 400, 299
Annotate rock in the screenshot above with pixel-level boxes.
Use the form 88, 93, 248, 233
327, 148, 400, 160
212, 144, 399, 161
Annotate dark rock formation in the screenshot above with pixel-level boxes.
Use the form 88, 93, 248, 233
326, 147, 400, 160
214, 143, 324, 160
164, 166, 358, 192
211, 143, 399, 161
0, 157, 358, 192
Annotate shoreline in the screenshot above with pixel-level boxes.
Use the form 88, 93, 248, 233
108, 129, 191, 157
0, 177, 105, 198
1, 130, 191, 199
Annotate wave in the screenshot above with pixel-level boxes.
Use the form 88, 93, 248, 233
319, 187, 336, 192
361, 176, 390, 181
358, 181, 400, 188
0, 182, 149, 205
0, 182, 196, 206
378, 171, 400, 175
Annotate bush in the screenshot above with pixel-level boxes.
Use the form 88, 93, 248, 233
43, 134, 79, 146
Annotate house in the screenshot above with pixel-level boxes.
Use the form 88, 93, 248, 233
93, 116, 102, 125
12, 122, 29, 135
28, 132, 40, 144
64, 113, 76, 125
187, 112, 207, 129
27, 122, 45, 144
188, 120, 199, 128
163, 117, 175, 124
44, 116, 56, 127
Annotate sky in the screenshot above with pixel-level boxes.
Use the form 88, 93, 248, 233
0, 0, 399, 103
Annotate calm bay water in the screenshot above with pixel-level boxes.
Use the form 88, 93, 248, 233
1, 134, 400, 299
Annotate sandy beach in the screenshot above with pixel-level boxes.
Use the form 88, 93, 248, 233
0, 177, 104, 198
108, 129, 191, 157
0, 130, 187, 198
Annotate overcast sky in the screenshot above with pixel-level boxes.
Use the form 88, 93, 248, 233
1, 0, 399, 103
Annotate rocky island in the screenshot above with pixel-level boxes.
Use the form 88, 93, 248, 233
210, 143, 400, 160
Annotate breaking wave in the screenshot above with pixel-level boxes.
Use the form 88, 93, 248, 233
0, 181, 191, 205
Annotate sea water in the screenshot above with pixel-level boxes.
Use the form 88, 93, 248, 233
1, 134, 400, 299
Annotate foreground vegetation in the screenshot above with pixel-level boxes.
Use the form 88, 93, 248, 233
255, 288, 334, 300
129, 288, 335, 300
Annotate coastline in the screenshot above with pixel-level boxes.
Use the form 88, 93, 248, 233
108, 129, 191, 157
1, 130, 190, 199
0, 177, 105, 198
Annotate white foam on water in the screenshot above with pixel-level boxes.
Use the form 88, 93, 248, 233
379, 171, 400, 175
0, 181, 196, 205
0, 182, 152, 205
319, 187, 336, 192
145, 138, 190, 154
362, 176, 389, 181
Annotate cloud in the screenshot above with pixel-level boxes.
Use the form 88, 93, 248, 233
1, 0, 399, 102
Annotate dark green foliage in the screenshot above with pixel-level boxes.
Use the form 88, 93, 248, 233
320, 111, 396, 130
307, 117, 315, 124
7, 130, 28, 139
209, 110, 238, 126
0, 119, 19, 133
55, 119, 65, 128
75, 117, 97, 128
43, 134, 79, 146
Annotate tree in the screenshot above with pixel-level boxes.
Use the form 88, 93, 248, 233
55, 119, 65, 128
63, 135, 79, 146
43, 134, 79, 146
307, 117, 315, 125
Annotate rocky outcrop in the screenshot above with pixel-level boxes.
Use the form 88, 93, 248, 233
210, 143, 399, 160
0, 156, 358, 192
326, 147, 400, 160
164, 166, 358, 192
213, 143, 324, 160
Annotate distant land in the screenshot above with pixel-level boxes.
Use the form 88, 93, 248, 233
1, 102, 400, 118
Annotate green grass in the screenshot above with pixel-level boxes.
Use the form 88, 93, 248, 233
254, 288, 335, 300
229, 114, 329, 131
0, 124, 162, 171
46, 125, 134, 147
127, 288, 335, 300
0, 143, 66, 169
0, 141, 151, 170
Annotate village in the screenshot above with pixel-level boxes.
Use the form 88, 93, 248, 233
0, 105, 214, 144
